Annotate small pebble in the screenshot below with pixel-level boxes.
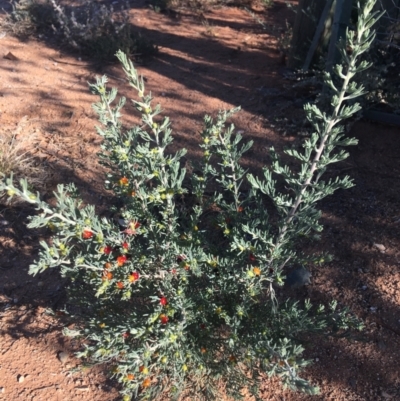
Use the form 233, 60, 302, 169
17, 375, 25, 383
315, 358, 319, 362
285, 266, 311, 288
362, 285, 367, 290
58, 351, 69, 364
373, 243, 386, 252
0, 387, 5, 393
370, 306, 377, 312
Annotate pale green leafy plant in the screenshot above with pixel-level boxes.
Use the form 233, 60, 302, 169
0, 1, 381, 400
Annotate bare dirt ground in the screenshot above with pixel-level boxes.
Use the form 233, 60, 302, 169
0, 1, 400, 400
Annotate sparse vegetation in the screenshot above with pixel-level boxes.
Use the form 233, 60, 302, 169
0, 118, 47, 203
2, 0, 157, 62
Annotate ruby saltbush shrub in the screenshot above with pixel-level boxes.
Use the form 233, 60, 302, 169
0, 1, 382, 400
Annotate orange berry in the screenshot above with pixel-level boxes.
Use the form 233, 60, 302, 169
103, 271, 113, 280
253, 267, 261, 276
126, 373, 135, 380
142, 378, 151, 388
119, 177, 129, 186
116, 281, 124, 289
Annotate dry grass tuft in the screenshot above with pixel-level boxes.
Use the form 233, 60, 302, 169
0, 117, 48, 203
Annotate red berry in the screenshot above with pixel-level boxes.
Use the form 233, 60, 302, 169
160, 314, 168, 324
116, 281, 124, 289
82, 229, 93, 239
122, 242, 129, 249
160, 297, 168, 306
104, 246, 113, 255
122, 332, 130, 339
129, 272, 140, 282
117, 255, 128, 266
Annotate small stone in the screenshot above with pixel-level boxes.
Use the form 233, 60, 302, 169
37, 281, 43, 287
285, 266, 311, 288
17, 375, 25, 383
362, 285, 367, 290
373, 243, 386, 252
76, 385, 89, 391
315, 357, 319, 362
370, 306, 377, 312
58, 351, 69, 364
0, 219, 9, 226
4, 52, 18, 61
0, 387, 5, 393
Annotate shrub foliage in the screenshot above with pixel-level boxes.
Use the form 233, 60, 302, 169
0, 1, 381, 400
